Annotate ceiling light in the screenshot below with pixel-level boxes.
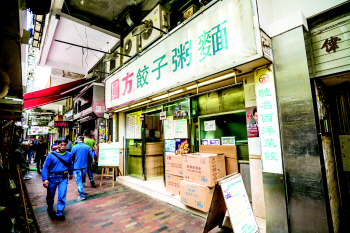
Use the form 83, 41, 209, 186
114, 106, 129, 112
152, 89, 183, 101
186, 73, 235, 90
130, 100, 150, 108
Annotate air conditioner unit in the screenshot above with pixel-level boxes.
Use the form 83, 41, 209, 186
106, 46, 123, 73
123, 31, 140, 63
140, 4, 170, 50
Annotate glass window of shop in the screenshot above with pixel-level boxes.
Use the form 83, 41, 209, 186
125, 111, 143, 178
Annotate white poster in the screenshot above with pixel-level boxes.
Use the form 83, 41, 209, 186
126, 111, 142, 139
221, 174, 259, 233
254, 65, 283, 174
98, 142, 120, 167
164, 116, 175, 139
174, 119, 188, 138
105, 0, 258, 109
204, 120, 216, 131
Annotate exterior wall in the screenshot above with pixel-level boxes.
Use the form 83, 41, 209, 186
273, 26, 330, 232
257, 0, 348, 37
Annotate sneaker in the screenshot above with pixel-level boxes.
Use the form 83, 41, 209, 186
90, 180, 96, 188
56, 215, 65, 221
47, 209, 56, 218
27, 174, 33, 178
23, 174, 31, 180
77, 196, 86, 201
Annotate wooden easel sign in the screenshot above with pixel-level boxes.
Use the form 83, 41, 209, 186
203, 173, 259, 233
99, 142, 121, 187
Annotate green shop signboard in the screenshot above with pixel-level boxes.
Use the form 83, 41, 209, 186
106, 0, 260, 109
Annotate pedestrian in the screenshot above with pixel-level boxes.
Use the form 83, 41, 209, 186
51, 140, 58, 151
28, 140, 36, 163
83, 130, 97, 188
71, 136, 93, 200
65, 135, 73, 152
42, 137, 73, 220
35, 135, 48, 174
12, 141, 32, 179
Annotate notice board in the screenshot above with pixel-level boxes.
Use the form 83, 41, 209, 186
174, 119, 188, 138
204, 173, 259, 233
98, 142, 120, 166
164, 116, 175, 139
126, 111, 142, 139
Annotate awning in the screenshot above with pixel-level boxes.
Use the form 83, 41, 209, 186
23, 78, 95, 110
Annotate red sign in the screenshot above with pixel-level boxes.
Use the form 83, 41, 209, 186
54, 121, 72, 128
259, 74, 269, 84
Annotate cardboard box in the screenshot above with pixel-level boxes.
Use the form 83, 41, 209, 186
183, 153, 226, 187
166, 174, 183, 195
199, 145, 237, 159
225, 157, 239, 175
180, 180, 214, 212
165, 153, 183, 176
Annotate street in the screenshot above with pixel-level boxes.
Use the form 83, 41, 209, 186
26, 167, 230, 233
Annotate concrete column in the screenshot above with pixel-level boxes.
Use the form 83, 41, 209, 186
272, 26, 331, 232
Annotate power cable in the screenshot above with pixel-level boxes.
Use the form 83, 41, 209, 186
63, 0, 110, 72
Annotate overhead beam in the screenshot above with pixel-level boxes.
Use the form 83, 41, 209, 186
60, 2, 121, 38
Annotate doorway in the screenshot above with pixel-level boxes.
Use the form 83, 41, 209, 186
313, 75, 350, 232
143, 111, 164, 181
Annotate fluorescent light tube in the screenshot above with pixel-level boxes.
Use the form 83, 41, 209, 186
152, 89, 183, 101
130, 100, 150, 108
114, 106, 129, 112
186, 73, 235, 90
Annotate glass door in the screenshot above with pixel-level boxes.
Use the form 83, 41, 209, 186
125, 111, 143, 178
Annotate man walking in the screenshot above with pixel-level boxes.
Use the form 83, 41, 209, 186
71, 136, 92, 200
42, 138, 73, 220
65, 135, 73, 152
35, 135, 48, 174
83, 130, 96, 188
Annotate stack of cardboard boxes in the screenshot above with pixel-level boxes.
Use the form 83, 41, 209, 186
165, 153, 184, 195
165, 147, 237, 213
180, 153, 226, 212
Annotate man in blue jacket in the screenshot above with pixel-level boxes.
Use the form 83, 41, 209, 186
42, 138, 73, 221
71, 136, 92, 200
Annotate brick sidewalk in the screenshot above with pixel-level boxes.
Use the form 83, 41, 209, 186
25, 167, 231, 233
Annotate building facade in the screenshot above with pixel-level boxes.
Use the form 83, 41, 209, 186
100, 0, 350, 232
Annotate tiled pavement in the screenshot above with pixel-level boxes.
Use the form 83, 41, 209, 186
25, 166, 231, 233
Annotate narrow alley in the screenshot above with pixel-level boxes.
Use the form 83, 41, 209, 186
26, 166, 227, 233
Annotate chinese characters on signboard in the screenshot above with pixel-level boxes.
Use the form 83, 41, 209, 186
106, 0, 257, 109
254, 65, 283, 174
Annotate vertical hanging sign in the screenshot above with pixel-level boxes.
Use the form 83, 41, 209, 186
254, 65, 283, 174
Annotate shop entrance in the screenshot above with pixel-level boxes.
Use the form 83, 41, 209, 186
143, 111, 164, 181
125, 110, 164, 181
313, 75, 350, 230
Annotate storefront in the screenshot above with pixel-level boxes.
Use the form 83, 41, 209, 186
103, 0, 277, 227
73, 82, 107, 143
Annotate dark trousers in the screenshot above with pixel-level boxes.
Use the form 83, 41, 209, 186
36, 155, 45, 171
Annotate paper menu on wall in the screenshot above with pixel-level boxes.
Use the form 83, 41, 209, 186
164, 116, 175, 139
126, 111, 142, 139
174, 119, 188, 138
